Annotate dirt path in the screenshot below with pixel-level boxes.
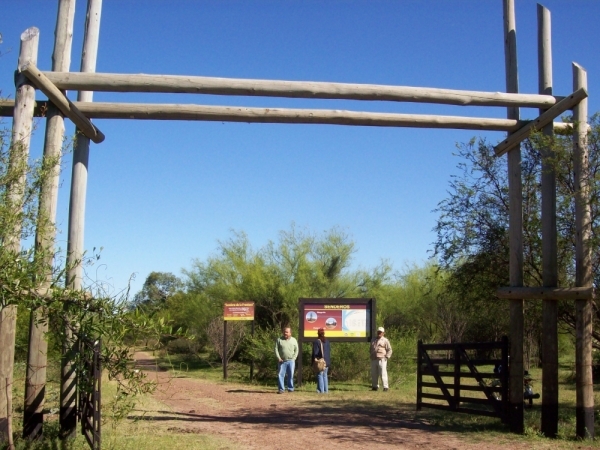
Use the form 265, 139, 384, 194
131, 351, 539, 450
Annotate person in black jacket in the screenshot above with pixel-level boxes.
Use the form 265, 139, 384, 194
312, 328, 331, 393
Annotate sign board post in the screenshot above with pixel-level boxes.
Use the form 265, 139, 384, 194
297, 298, 376, 386
223, 302, 255, 380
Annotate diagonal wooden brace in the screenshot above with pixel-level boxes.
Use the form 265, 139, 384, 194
19, 61, 105, 143
494, 87, 588, 157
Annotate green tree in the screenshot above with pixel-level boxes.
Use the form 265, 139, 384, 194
183, 225, 359, 330
132, 271, 183, 314
433, 114, 600, 354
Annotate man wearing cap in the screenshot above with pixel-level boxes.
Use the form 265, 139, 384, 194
275, 326, 299, 393
370, 326, 392, 391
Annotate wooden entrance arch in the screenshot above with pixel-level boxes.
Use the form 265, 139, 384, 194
0, 0, 593, 442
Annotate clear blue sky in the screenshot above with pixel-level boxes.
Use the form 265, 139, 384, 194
1, 1, 598, 296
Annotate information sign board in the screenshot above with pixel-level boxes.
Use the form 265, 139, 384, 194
223, 302, 255, 321
299, 298, 375, 341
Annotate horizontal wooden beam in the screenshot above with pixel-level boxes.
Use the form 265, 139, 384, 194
19, 62, 105, 143
496, 286, 594, 300
0, 99, 583, 134
41, 71, 558, 108
494, 87, 588, 156
35, 102, 527, 130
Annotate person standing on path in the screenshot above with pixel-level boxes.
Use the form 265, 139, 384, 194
312, 328, 331, 393
370, 326, 392, 391
275, 326, 298, 393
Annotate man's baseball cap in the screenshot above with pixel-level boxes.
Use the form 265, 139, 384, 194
318, 328, 325, 333
377, 327, 385, 333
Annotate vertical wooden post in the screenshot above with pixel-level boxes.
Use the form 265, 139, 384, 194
223, 321, 228, 380
66, 0, 102, 289
416, 341, 423, 410
0, 27, 39, 445
501, 336, 510, 423
538, 4, 558, 438
62, 0, 102, 439
250, 320, 255, 381
503, 0, 524, 434
573, 62, 594, 439
453, 346, 461, 410
24, 0, 75, 440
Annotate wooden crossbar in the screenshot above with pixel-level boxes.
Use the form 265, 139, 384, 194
496, 286, 594, 300
41, 71, 559, 108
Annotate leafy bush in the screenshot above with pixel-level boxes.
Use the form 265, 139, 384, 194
241, 327, 280, 381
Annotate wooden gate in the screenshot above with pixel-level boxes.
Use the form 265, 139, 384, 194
417, 337, 509, 421
79, 338, 102, 450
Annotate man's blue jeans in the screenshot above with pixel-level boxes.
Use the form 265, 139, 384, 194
316, 367, 328, 393
278, 360, 295, 392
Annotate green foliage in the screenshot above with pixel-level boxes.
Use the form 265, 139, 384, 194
131, 271, 183, 314
241, 326, 280, 381
0, 113, 185, 444
181, 225, 363, 330
433, 114, 600, 359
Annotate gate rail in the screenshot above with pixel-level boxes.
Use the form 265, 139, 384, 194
417, 337, 509, 421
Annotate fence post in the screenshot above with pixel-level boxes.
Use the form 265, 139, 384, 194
416, 340, 422, 410
501, 336, 510, 424
454, 345, 461, 411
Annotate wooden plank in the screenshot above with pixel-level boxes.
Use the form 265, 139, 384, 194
421, 382, 501, 392
494, 87, 588, 156
18, 62, 105, 143
420, 341, 505, 351
496, 286, 594, 300
41, 71, 558, 108
422, 371, 498, 378
421, 393, 451, 402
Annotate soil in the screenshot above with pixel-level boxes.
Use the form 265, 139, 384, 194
130, 351, 560, 450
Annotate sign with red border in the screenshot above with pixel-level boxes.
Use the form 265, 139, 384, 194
300, 300, 373, 339
223, 302, 255, 321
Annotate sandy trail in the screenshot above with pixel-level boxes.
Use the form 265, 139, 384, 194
131, 351, 540, 450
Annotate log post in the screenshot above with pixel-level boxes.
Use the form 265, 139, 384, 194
223, 321, 228, 380
24, 0, 76, 441
0, 27, 39, 446
573, 62, 594, 439
62, 0, 103, 440
538, 4, 558, 438
503, 0, 524, 434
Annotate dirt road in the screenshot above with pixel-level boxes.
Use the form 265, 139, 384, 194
131, 351, 546, 450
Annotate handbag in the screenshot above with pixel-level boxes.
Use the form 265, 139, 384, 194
312, 339, 327, 374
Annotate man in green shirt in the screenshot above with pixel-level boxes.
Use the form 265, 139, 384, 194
275, 326, 298, 393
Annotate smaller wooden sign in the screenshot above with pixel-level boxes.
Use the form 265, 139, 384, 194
223, 302, 255, 321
